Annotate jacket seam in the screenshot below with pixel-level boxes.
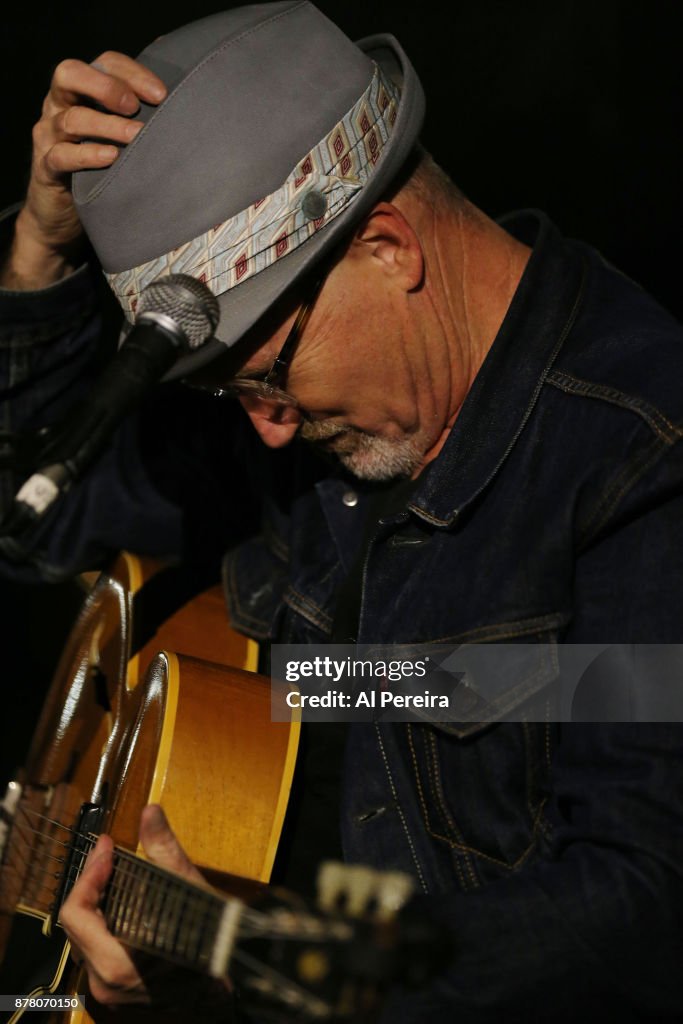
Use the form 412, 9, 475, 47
283, 585, 333, 633
428, 611, 568, 645
407, 726, 549, 872
426, 729, 480, 888
375, 724, 429, 894
405, 725, 469, 890
411, 253, 588, 528
546, 369, 683, 444
577, 432, 674, 550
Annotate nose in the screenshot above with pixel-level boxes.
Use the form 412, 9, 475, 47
241, 400, 303, 448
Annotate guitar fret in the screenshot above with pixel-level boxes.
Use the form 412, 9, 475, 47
175, 890, 192, 961
153, 873, 170, 952
185, 894, 200, 962
102, 851, 227, 972
103, 857, 121, 930
130, 860, 149, 944
194, 892, 216, 962
115, 858, 131, 940
190, 892, 213, 964
178, 886, 208, 965
111, 860, 128, 939
147, 865, 165, 950
166, 875, 183, 955
119, 857, 140, 941
134, 861, 150, 946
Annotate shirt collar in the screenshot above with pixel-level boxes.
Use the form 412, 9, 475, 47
408, 209, 587, 528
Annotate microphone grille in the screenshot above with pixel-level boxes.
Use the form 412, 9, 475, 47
137, 274, 220, 349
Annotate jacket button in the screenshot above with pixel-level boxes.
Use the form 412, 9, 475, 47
342, 490, 358, 507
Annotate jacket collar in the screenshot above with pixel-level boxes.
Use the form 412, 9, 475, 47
408, 210, 587, 528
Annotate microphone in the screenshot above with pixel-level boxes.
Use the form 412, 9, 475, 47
8, 274, 219, 529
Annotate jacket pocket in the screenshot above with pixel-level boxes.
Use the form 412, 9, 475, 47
405, 717, 556, 883
401, 613, 566, 882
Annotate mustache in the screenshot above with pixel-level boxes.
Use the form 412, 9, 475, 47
298, 419, 369, 455
299, 419, 354, 442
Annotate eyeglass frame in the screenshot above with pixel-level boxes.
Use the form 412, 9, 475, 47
187, 271, 325, 408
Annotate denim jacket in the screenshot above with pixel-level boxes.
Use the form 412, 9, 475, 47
1, 208, 683, 1021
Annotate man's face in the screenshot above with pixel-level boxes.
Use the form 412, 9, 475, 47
189, 204, 450, 480
214, 253, 439, 482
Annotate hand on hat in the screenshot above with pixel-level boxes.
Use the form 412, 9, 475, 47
2, 52, 166, 290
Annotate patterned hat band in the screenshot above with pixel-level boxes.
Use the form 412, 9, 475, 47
107, 63, 401, 320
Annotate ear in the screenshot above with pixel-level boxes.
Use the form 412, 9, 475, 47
350, 202, 424, 291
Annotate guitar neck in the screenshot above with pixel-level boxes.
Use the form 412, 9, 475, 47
53, 833, 437, 1021
68, 840, 240, 978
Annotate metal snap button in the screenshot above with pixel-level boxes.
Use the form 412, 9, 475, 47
342, 490, 359, 507
301, 189, 327, 220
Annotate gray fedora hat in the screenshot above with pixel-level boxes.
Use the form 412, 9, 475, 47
73, 1, 425, 378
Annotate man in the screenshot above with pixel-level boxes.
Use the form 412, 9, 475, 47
1, 3, 682, 1021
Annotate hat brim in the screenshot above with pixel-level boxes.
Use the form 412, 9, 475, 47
163, 33, 425, 381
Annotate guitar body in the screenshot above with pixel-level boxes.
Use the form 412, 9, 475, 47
0, 554, 300, 1023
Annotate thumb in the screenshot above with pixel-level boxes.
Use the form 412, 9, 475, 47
139, 805, 205, 885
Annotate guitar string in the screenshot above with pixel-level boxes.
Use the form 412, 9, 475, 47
9, 809, 341, 944
3, 827, 69, 911
11, 812, 80, 901
2, 813, 66, 869
6, 816, 354, 1005
0, 814, 65, 912
9, 808, 210, 921
11, 813, 271, 935
8, 835, 238, 952
10, 825, 329, 947
6, 823, 365, 1013
7, 815, 327, 942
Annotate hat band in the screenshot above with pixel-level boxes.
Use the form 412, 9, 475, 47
106, 64, 400, 319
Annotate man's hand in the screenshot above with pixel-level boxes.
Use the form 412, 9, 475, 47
59, 804, 231, 1013
2, 52, 166, 290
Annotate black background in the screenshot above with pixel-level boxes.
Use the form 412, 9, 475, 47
1, 0, 681, 782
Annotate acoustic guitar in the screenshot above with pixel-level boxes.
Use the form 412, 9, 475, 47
0, 554, 438, 1021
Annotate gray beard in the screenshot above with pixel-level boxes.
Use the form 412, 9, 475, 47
299, 419, 426, 481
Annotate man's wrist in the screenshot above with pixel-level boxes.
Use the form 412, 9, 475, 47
0, 206, 84, 291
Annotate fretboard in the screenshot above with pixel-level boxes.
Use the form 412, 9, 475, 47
102, 849, 229, 973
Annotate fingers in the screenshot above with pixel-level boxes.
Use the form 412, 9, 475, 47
59, 835, 149, 1006
57, 105, 145, 145
39, 106, 145, 175
57, 814, 219, 1013
59, 835, 113, 943
49, 52, 166, 115
139, 805, 206, 886
20, 48, 166, 263
36, 54, 164, 179
40, 142, 119, 176
90, 50, 167, 106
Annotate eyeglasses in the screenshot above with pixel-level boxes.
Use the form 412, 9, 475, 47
189, 272, 325, 409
